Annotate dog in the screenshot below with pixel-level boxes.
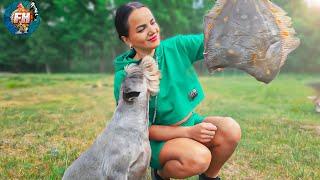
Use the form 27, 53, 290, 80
62, 56, 160, 180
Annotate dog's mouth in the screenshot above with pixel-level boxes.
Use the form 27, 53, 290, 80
123, 91, 140, 102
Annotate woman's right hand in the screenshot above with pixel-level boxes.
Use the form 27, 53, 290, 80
186, 122, 217, 143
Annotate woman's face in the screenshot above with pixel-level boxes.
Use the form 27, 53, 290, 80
123, 7, 160, 52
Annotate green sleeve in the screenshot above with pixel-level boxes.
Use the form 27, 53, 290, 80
176, 34, 204, 64
113, 70, 126, 105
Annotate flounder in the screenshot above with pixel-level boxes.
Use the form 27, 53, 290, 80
204, 0, 300, 83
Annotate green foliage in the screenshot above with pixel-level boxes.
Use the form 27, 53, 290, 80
0, 0, 319, 73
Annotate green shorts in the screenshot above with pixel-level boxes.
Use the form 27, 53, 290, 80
149, 112, 206, 169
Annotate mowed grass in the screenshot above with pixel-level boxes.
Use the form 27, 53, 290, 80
0, 73, 319, 179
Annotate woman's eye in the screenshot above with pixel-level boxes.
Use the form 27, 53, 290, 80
137, 28, 144, 33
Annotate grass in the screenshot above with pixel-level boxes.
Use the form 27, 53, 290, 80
0, 73, 319, 179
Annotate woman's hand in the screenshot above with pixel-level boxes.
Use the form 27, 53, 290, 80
187, 122, 217, 143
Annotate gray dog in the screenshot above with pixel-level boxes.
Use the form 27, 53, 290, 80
62, 56, 161, 180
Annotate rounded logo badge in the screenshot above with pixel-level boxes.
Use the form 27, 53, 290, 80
3, 1, 40, 36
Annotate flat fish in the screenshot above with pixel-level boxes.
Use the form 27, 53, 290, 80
204, 0, 300, 83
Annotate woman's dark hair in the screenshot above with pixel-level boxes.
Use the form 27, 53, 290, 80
114, 2, 146, 41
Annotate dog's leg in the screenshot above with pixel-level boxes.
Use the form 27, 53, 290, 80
128, 144, 151, 180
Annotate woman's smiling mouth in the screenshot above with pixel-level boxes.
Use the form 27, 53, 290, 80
149, 34, 158, 42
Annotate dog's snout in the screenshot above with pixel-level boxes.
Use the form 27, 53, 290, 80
124, 87, 132, 93
123, 91, 141, 102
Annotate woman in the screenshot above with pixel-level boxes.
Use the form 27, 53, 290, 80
113, 2, 241, 180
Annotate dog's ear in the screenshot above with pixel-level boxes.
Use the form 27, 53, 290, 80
123, 91, 140, 102
140, 56, 161, 96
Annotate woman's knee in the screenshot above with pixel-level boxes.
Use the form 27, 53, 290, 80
159, 138, 212, 177
223, 117, 241, 144
182, 145, 211, 174
205, 116, 241, 145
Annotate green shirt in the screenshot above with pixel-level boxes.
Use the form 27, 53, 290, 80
113, 34, 205, 126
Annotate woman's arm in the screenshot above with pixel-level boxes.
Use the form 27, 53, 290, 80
149, 122, 217, 143
149, 125, 189, 141
175, 34, 205, 64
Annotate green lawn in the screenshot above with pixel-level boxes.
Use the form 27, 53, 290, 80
0, 73, 319, 179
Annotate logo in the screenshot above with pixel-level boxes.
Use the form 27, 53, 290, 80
3, 1, 40, 36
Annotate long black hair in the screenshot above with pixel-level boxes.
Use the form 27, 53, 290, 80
114, 2, 146, 41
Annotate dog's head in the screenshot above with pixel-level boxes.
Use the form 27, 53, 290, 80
122, 56, 161, 103
122, 65, 144, 103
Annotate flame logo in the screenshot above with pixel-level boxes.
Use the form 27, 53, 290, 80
4, 1, 40, 36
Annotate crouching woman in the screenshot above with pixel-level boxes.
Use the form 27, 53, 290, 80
113, 2, 241, 180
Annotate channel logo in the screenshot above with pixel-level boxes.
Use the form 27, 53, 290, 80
3, 1, 40, 36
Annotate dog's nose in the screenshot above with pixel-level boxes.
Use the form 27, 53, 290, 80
123, 91, 141, 102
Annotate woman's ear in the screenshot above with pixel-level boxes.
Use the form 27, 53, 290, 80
121, 36, 132, 47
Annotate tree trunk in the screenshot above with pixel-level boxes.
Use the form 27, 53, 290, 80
45, 63, 51, 74
99, 42, 106, 73
68, 59, 72, 71
99, 57, 106, 73
67, 52, 73, 71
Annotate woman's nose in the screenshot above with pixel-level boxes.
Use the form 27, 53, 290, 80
148, 26, 158, 35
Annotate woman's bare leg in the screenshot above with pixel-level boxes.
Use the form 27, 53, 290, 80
157, 138, 212, 179
156, 116, 241, 179
202, 116, 241, 178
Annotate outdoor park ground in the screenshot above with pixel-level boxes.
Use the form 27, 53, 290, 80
0, 73, 319, 179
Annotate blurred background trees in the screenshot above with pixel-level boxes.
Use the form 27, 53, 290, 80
0, 0, 319, 74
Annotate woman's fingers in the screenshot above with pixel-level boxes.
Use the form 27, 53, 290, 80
200, 134, 214, 139
201, 122, 217, 131
201, 130, 216, 136
190, 123, 217, 143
